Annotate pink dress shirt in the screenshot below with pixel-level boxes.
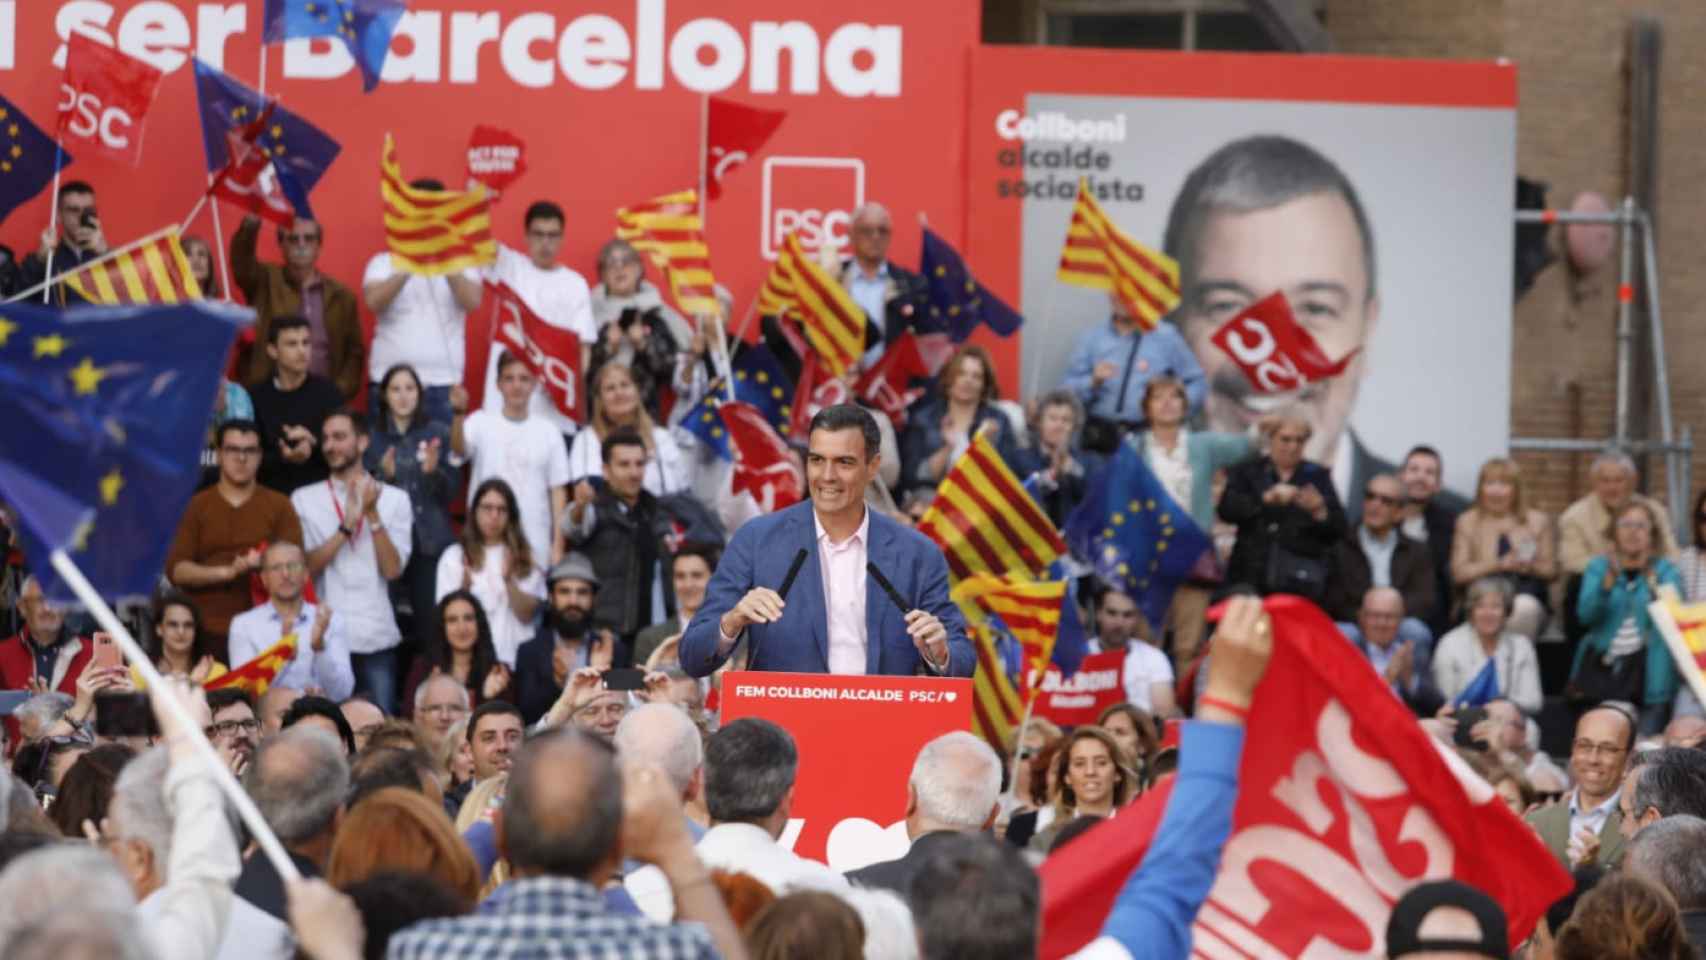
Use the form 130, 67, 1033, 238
817, 509, 871, 675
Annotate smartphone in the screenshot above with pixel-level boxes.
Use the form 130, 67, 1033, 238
95, 692, 159, 738
1452, 707, 1490, 751
92, 631, 122, 671
601, 668, 647, 691
1495, 533, 1511, 558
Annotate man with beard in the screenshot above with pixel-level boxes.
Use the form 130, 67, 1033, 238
513, 553, 615, 725
205, 688, 260, 776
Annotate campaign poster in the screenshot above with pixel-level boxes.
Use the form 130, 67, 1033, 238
966, 48, 1517, 500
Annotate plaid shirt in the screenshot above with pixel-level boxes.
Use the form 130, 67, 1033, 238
386, 876, 719, 960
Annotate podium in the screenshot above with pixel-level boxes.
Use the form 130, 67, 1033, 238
719, 671, 973, 872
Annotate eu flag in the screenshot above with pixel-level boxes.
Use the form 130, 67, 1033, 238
0, 96, 72, 227
0, 301, 250, 602
921, 226, 1023, 342
680, 344, 795, 460
1063, 442, 1212, 631
1454, 658, 1501, 708
262, 0, 407, 92
192, 59, 341, 220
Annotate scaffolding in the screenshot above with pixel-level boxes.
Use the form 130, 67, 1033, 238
1510, 200, 1692, 540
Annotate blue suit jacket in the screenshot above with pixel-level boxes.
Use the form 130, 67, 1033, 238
680, 502, 973, 678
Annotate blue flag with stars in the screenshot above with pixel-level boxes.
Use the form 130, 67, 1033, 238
1453, 658, 1501, 708
680, 344, 795, 460
262, 0, 408, 92
921, 226, 1023, 342
0, 95, 72, 227
0, 301, 250, 603
1062, 442, 1213, 631
192, 59, 341, 220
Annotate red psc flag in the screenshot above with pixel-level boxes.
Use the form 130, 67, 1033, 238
1209, 291, 1358, 394
58, 33, 164, 166
1039, 596, 1571, 959
706, 96, 785, 200
854, 331, 930, 427
721, 400, 802, 513
481, 281, 583, 421
211, 104, 296, 228
466, 125, 527, 193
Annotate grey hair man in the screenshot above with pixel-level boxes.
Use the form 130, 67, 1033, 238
108, 747, 292, 960
1558, 450, 1679, 574
1617, 746, 1706, 842
14, 692, 73, 743
613, 703, 705, 822
1623, 814, 1706, 949
0, 846, 134, 952
237, 727, 350, 922
847, 731, 1002, 895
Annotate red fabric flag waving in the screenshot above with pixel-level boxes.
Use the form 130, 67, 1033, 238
706, 97, 785, 200
58, 33, 165, 166
788, 352, 849, 442
854, 331, 931, 427
1209, 291, 1359, 394
1039, 596, 1571, 959
210, 103, 296, 228
484, 280, 583, 421
721, 400, 802, 513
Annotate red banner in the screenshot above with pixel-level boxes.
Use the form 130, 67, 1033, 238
211, 104, 296, 228
58, 32, 164, 166
484, 280, 583, 421
720, 671, 970, 869
706, 96, 786, 200
465, 125, 528, 193
1030, 650, 1126, 727
1209, 291, 1358, 394
1039, 597, 1571, 959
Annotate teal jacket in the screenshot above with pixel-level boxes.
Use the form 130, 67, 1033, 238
1126, 431, 1254, 531
1573, 555, 1684, 707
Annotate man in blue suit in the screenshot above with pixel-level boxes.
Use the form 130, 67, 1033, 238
681, 404, 973, 678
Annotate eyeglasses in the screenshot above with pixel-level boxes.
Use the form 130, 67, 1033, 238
419, 703, 469, 718
852, 224, 892, 236
263, 561, 305, 574
1363, 491, 1404, 506
1571, 739, 1627, 758
220, 445, 261, 458
205, 718, 260, 739
1616, 519, 1652, 531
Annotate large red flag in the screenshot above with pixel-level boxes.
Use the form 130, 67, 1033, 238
1039, 596, 1571, 959
57, 33, 165, 166
721, 400, 802, 513
788, 352, 849, 442
1209, 291, 1359, 394
854, 331, 931, 427
706, 97, 785, 200
209, 104, 297, 228
484, 280, 583, 421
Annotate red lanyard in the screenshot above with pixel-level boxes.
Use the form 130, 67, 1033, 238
329, 479, 364, 540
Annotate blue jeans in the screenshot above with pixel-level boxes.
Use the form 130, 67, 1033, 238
351, 649, 400, 716
368, 382, 456, 429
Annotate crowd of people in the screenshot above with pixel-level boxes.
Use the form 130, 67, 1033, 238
0, 173, 1701, 960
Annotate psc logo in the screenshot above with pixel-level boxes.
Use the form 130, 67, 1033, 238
760, 156, 866, 260
57, 84, 135, 152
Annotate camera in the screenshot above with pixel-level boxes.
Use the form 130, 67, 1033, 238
81, 208, 98, 229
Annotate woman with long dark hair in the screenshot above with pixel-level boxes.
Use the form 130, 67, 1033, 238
135, 591, 226, 688
401, 590, 512, 727
366, 363, 455, 660
434, 478, 543, 668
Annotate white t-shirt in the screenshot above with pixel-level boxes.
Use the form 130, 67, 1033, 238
566, 425, 692, 497
290, 477, 414, 654
434, 543, 545, 668
362, 252, 478, 386
1094, 636, 1175, 712
484, 245, 595, 436
461, 409, 571, 564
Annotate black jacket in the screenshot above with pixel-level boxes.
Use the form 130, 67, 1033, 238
846, 829, 963, 895
1322, 527, 1438, 624
568, 489, 676, 640
1219, 457, 1346, 598
1416, 498, 1461, 635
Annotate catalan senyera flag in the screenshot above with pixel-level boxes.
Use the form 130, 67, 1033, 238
954, 573, 1065, 697
918, 432, 1067, 583
1056, 178, 1181, 331
381, 133, 496, 276
970, 623, 1024, 753
62, 229, 204, 305
614, 189, 720, 317
770, 233, 866, 377
206, 633, 298, 697
756, 255, 794, 318
1651, 588, 1706, 708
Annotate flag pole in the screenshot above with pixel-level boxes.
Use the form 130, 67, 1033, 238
6, 226, 178, 304
41, 138, 64, 305
258, 39, 269, 99
48, 549, 302, 885
206, 175, 235, 301
713, 309, 736, 404
729, 296, 759, 348
697, 94, 709, 229
1008, 682, 1040, 803
178, 194, 211, 234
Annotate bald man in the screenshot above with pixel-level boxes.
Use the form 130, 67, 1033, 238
847, 731, 1002, 895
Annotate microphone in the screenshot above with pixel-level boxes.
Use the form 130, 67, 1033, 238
866, 562, 910, 614
746, 548, 809, 674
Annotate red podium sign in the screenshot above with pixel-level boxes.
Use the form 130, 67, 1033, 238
720, 671, 972, 871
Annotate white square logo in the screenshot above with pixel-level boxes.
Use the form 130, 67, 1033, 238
760, 156, 866, 260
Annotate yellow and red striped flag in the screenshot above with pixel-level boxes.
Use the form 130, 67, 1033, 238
1652, 589, 1706, 709
62, 228, 203, 305
954, 573, 1065, 696
918, 432, 1067, 583
769, 232, 865, 377
970, 622, 1024, 753
205, 633, 298, 698
381, 134, 496, 276
614, 189, 720, 317
1056, 178, 1180, 330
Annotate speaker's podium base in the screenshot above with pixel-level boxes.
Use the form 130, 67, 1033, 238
719, 670, 972, 873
